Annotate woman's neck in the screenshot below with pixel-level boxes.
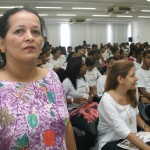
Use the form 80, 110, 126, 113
3, 62, 38, 82
110, 86, 129, 105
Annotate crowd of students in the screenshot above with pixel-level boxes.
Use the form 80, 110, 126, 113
0, 6, 150, 150
39, 40, 150, 150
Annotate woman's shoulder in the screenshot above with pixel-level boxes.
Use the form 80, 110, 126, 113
101, 92, 116, 104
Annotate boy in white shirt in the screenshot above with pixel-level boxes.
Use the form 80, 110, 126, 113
136, 50, 150, 113
97, 57, 118, 97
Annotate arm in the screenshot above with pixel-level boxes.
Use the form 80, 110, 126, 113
137, 114, 150, 132
138, 87, 150, 100
66, 120, 77, 150
140, 96, 150, 104
127, 132, 150, 150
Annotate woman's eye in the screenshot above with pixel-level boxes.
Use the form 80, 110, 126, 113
32, 30, 41, 36
15, 29, 24, 34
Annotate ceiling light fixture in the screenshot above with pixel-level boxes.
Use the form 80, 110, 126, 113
141, 10, 150, 12
72, 7, 96, 10
57, 14, 77, 16
36, 7, 62, 9
138, 16, 150, 18
0, 6, 23, 9
92, 15, 110, 17
116, 15, 133, 17
38, 14, 48, 16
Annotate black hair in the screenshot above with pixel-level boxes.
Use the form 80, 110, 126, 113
143, 50, 150, 58
107, 56, 119, 63
0, 7, 45, 69
85, 57, 95, 66
111, 46, 119, 54
55, 68, 66, 83
51, 47, 61, 55
65, 56, 83, 89
75, 45, 84, 52
135, 48, 144, 57
88, 49, 99, 56
120, 49, 124, 54
128, 45, 138, 57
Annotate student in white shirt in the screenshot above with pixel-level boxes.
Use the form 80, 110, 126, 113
133, 48, 144, 71
48, 47, 62, 71
85, 57, 102, 88
97, 60, 150, 150
97, 57, 118, 97
136, 50, 150, 113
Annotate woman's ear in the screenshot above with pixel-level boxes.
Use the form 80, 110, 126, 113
117, 75, 123, 85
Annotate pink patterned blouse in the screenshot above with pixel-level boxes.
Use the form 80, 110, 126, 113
0, 70, 69, 150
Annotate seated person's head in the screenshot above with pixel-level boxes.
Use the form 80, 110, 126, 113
85, 57, 96, 71
106, 57, 119, 70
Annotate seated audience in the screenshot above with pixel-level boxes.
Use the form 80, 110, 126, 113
97, 60, 150, 150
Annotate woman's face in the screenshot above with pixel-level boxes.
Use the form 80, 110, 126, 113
114, 49, 120, 58
122, 67, 138, 90
1, 10, 43, 64
54, 50, 61, 59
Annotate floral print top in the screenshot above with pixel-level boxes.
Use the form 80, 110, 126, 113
0, 70, 69, 150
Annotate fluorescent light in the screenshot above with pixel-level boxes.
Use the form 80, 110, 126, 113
72, 7, 96, 10
38, 14, 48, 16
138, 16, 150, 18
116, 15, 133, 18
0, 14, 3, 16
141, 10, 150, 12
147, 0, 150, 1
0, 6, 23, 9
36, 7, 62, 9
92, 15, 110, 17
57, 14, 76, 16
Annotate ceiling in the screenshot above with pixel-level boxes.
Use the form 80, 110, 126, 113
0, 0, 150, 23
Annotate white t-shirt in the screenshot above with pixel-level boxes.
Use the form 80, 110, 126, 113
85, 67, 102, 87
102, 50, 109, 61
97, 92, 138, 149
42, 62, 54, 69
136, 68, 150, 93
133, 61, 142, 71
62, 77, 90, 110
96, 75, 107, 97
48, 59, 62, 69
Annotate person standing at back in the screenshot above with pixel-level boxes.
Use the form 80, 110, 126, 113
0, 7, 76, 150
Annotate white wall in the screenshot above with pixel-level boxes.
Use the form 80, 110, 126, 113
132, 21, 150, 43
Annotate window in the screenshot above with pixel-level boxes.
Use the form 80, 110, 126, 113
60, 24, 70, 48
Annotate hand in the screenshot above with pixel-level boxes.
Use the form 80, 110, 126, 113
144, 124, 150, 132
74, 98, 88, 105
